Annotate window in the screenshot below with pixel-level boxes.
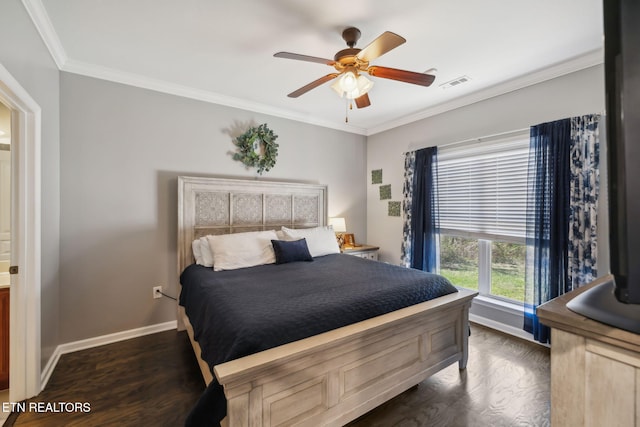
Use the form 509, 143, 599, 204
440, 235, 479, 292
437, 135, 529, 303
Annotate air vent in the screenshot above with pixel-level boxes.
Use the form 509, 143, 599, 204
439, 75, 471, 89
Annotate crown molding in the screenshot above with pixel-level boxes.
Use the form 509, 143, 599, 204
62, 59, 367, 135
23, 0, 602, 137
63, 49, 601, 138
21, 0, 67, 69
367, 49, 604, 135
62, 60, 369, 135
21, 0, 366, 134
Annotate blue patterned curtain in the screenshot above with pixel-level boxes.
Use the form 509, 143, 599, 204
524, 115, 601, 343
401, 151, 416, 267
401, 147, 439, 271
569, 114, 601, 290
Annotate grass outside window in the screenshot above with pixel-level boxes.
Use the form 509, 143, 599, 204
439, 236, 525, 303
440, 236, 479, 292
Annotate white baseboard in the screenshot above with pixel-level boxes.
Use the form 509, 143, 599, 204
40, 345, 61, 395
40, 320, 178, 390
469, 313, 548, 347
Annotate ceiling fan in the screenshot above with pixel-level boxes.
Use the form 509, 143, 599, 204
274, 27, 435, 109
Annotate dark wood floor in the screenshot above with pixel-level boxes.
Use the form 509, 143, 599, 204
347, 325, 550, 427
6, 331, 205, 427
4, 324, 549, 427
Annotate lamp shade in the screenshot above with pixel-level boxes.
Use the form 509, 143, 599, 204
329, 217, 347, 233
331, 72, 373, 100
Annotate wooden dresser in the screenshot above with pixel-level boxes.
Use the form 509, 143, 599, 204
537, 276, 640, 427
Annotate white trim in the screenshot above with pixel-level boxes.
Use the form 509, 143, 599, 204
367, 49, 604, 135
61, 53, 602, 137
472, 294, 523, 315
19, 1, 367, 135
39, 345, 61, 391
469, 296, 550, 348
20, 0, 68, 69
21, 0, 602, 136
469, 314, 548, 348
61, 59, 368, 136
0, 62, 42, 402
40, 321, 178, 390
58, 320, 178, 355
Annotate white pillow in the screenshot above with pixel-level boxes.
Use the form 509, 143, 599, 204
281, 226, 340, 257
192, 237, 214, 267
192, 239, 203, 265
199, 236, 214, 267
206, 230, 278, 271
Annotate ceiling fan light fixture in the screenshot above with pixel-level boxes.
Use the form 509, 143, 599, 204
341, 70, 358, 91
356, 74, 374, 95
331, 71, 374, 100
330, 76, 348, 98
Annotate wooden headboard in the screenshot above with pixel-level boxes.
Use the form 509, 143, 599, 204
177, 176, 328, 274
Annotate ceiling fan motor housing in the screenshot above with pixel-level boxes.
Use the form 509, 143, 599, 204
334, 48, 364, 65
342, 27, 361, 47
335, 27, 368, 70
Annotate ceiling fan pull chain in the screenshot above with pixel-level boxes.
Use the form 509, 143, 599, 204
345, 99, 349, 123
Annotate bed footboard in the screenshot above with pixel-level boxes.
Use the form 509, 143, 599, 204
214, 289, 475, 427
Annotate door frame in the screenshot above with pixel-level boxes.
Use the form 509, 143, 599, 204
0, 62, 42, 401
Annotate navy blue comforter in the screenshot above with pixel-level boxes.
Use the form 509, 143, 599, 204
180, 254, 457, 426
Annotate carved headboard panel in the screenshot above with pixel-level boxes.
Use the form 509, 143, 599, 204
177, 176, 328, 274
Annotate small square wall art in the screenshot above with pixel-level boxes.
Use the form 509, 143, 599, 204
379, 184, 391, 200
388, 201, 401, 217
371, 169, 383, 184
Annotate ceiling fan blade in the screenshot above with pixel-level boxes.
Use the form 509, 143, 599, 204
287, 73, 339, 98
354, 93, 371, 109
274, 52, 335, 66
367, 66, 436, 86
356, 32, 406, 62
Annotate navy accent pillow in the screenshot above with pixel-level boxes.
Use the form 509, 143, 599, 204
271, 238, 314, 264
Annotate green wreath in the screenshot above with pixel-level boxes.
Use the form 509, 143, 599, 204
232, 123, 279, 175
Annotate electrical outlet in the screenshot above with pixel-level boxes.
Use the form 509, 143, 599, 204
153, 286, 162, 299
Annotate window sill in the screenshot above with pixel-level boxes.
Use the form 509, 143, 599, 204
472, 293, 523, 313
463, 291, 547, 346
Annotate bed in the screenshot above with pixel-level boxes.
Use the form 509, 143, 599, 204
177, 176, 477, 427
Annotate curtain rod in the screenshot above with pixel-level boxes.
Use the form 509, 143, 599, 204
402, 112, 606, 155
403, 127, 530, 155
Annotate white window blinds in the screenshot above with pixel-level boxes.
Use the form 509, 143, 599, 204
437, 136, 529, 241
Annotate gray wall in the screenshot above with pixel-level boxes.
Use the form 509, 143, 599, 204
0, 0, 61, 367
59, 72, 367, 343
366, 64, 608, 272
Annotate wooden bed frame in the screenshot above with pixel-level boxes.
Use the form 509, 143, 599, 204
177, 176, 477, 427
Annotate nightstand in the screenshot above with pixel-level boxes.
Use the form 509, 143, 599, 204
342, 245, 379, 261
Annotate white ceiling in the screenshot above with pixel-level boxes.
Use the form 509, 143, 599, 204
28, 0, 604, 135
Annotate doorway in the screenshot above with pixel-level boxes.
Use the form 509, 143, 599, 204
0, 63, 42, 408
0, 101, 9, 419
